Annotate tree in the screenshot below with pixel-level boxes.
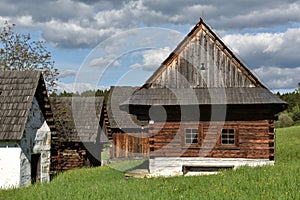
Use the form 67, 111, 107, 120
0, 21, 59, 92
297, 82, 300, 93
275, 113, 294, 128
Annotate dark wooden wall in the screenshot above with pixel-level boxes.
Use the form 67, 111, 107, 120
149, 120, 274, 160
51, 142, 101, 173
110, 132, 149, 159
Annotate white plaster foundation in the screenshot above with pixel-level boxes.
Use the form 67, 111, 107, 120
0, 146, 22, 189
148, 157, 274, 177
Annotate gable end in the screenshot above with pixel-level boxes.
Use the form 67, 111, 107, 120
144, 18, 265, 89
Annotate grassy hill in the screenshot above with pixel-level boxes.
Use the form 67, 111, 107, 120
1, 126, 300, 199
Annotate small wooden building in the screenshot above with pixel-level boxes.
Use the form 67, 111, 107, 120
106, 86, 149, 159
0, 71, 54, 188
50, 97, 105, 174
121, 19, 287, 176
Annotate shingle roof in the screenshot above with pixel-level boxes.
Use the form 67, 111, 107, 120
50, 97, 104, 142
0, 70, 42, 140
123, 87, 286, 106
107, 86, 147, 130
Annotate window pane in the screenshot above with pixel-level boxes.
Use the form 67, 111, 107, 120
185, 128, 198, 144
221, 128, 235, 145
186, 133, 192, 138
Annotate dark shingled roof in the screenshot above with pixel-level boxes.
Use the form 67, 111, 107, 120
123, 87, 286, 106
107, 86, 147, 130
0, 70, 42, 140
50, 97, 104, 142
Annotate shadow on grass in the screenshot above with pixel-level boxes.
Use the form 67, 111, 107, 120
106, 158, 149, 173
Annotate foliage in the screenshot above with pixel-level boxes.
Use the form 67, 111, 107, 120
292, 110, 300, 121
50, 89, 110, 102
0, 21, 59, 92
1, 126, 300, 200
50, 90, 80, 97
275, 112, 294, 128
276, 82, 300, 127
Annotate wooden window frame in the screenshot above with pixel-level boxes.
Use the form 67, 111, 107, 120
181, 124, 203, 148
218, 126, 239, 148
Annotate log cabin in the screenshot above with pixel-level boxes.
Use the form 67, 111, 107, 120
49, 97, 105, 174
0, 71, 54, 188
121, 18, 288, 176
107, 86, 149, 159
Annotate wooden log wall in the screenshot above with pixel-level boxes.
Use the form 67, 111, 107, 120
151, 25, 259, 89
51, 149, 86, 171
149, 120, 275, 160
110, 132, 149, 159
50, 142, 101, 173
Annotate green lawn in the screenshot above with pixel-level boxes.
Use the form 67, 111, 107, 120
1, 126, 300, 200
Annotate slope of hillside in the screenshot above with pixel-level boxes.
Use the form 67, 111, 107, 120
1, 126, 299, 200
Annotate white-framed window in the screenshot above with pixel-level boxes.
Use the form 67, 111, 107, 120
185, 128, 198, 144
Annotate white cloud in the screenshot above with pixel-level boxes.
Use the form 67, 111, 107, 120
88, 55, 121, 68
2, 0, 300, 49
58, 69, 77, 78
57, 82, 109, 93
222, 27, 300, 67
1, 0, 300, 90
130, 47, 171, 71
253, 66, 300, 89
129, 63, 142, 69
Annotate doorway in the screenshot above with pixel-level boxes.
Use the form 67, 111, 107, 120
31, 154, 41, 183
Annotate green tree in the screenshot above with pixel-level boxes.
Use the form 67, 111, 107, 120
0, 21, 59, 92
275, 113, 294, 128
297, 82, 300, 93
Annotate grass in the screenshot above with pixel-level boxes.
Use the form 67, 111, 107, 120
1, 126, 300, 199
107, 159, 147, 172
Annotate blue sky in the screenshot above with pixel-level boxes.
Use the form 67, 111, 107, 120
1, 0, 300, 93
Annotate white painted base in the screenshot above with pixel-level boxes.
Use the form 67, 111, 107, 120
0, 147, 21, 189
148, 157, 274, 177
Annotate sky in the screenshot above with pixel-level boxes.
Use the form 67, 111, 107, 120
1, 0, 300, 93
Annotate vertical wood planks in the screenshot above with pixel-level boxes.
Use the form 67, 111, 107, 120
149, 23, 262, 89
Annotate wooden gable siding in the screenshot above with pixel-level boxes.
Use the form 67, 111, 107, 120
148, 120, 274, 160
148, 20, 263, 89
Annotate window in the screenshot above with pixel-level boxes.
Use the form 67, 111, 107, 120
221, 129, 235, 145
185, 128, 198, 144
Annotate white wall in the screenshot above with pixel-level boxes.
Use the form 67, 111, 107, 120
33, 121, 51, 183
149, 157, 275, 177
20, 97, 51, 186
0, 97, 51, 189
0, 143, 21, 189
